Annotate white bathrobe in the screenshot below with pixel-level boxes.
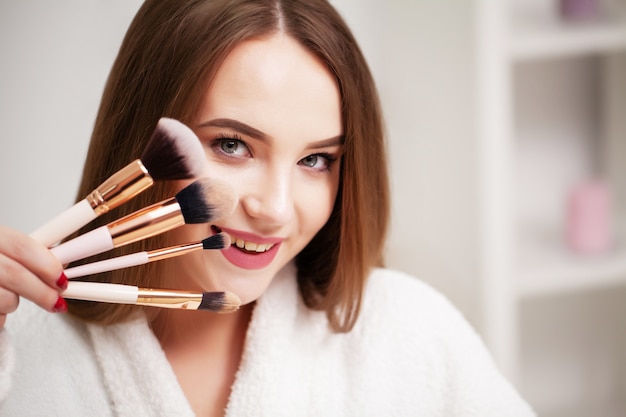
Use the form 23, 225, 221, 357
0, 264, 535, 416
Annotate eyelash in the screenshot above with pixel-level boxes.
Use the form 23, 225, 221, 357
301, 152, 337, 173
208, 133, 340, 173
210, 133, 247, 155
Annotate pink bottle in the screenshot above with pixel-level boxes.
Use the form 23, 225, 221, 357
566, 180, 613, 255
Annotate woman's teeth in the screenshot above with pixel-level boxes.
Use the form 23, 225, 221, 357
230, 235, 274, 253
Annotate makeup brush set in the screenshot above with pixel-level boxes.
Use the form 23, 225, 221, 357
30, 118, 240, 313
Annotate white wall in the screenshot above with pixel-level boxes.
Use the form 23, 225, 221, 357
333, 1, 480, 325
0, 1, 481, 328
0, 0, 143, 233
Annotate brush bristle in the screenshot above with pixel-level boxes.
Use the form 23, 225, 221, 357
140, 118, 207, 181
202, 232, 231, 250
175, 178, 236, 224
198, 291, 241, 313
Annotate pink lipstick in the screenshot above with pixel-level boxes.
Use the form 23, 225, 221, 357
217, 227, 283, 270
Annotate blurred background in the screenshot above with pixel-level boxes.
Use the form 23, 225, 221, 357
1, 0, 625, 415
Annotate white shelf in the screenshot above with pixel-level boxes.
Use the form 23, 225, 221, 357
478, 2, 626, 414
516, 232, 626, 298
509, 13, 626, 62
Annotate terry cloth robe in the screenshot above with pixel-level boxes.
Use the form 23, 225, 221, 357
0, 263, 536, 416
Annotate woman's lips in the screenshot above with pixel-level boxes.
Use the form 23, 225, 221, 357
221, 243, 282, 270
215, 226, 283, 270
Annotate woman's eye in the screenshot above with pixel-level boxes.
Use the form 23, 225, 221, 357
301, 155, 320, 168
220, 139, 241, 154
299, 153, 336, 172
212, 137, 250, 157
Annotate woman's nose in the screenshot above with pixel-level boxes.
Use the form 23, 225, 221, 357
240, 169, 295, 226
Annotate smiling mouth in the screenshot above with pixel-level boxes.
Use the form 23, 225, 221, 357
212, 226, 276, 254
229, 235, 275, 253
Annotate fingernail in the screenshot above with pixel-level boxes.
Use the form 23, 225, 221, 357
56, 272, 68, 290
52, 296, 67, 313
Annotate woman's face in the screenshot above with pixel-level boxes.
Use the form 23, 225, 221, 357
170, 34, 343, 304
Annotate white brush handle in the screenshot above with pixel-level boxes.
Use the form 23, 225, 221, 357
64, 252, 150, 279
30, 199, 96, 247
63, 281, 138, 304
50, 225, 114, 264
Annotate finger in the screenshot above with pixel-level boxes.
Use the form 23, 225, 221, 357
0, 254, 66, 313
0, 225, 65, 291
0, 314, 6, 329
0, 287, 19, 315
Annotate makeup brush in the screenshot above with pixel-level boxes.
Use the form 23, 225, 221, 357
51, 178, 236, 264
62, 281, 240, 313
30, 117, 207, 247
63, 233, 231, 278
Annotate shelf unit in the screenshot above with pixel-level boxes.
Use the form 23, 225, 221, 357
478, 1, 626, 415
509, 10, 626, 61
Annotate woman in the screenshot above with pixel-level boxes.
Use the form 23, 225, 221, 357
0, 1, 535, 416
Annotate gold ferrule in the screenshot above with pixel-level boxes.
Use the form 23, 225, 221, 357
136, 289, 202, 309
86, 160, 153, 216
108, 198, 184, 247
147, 242, 203, 262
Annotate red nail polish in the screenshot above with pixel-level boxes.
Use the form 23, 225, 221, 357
56, 272, 68, 290
52, 296, 67, 313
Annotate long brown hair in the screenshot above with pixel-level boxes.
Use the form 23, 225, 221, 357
68, 0, 389, 332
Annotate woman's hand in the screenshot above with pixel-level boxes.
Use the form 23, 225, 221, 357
0, 225, 67, 328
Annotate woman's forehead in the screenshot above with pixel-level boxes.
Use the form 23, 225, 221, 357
198, 34, 343, 142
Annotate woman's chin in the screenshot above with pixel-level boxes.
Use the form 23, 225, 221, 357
215, 277, 272, 306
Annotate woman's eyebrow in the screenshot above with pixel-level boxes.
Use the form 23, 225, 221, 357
198, 117, 344, 148
306, 135, 345, 150
198, 118, 268, 141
